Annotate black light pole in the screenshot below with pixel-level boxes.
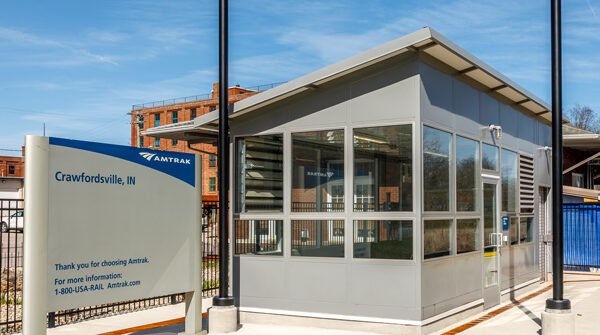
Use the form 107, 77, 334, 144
546, 0, 570, 312
214, 0, 234, 307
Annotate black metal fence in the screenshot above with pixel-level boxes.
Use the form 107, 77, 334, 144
0, 198, 221, 333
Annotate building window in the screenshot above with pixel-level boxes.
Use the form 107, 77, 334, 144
457, 219, 480, 254
191, 108, 196, 119
236, 134, 283, 212
501, 149, 518, 212
510, 217, 519, 245
234, 220, 283, 256
8, 165, 15, 175
291, 220, 344, 257
292, 129, 344, 212
424, 219, 452, 259
154, 114, 160, 127
209, 154, 216, 167
423, 126, 452, 211
210, 106, 216, 112
172, 111, 178, 124
209, 177, 216, 192
139, 116, 144, 130
154, 137, 160, 148
482, 143, 498, 171
456, 136, 479, 212
172, 139, 178, 146
353, 125, 412, 212
353, 220, 412, 259
519, 217, 533, 243
139, 136, 144, 147
572, 173, 584, 188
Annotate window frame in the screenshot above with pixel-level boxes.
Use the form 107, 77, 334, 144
455, 134, 480, 214
208, 177, 216, 193
172, 111, 178, 124
153, 137, 160, 148
154, 113, 160, 127
422, 124, 454, 214
481, 142, 499, 172
233, 122, 416, 264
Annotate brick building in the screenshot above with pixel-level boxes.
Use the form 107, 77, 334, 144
0, 147, 25, 199
131, 82, 278, 200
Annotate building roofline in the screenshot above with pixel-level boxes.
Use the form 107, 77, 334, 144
231, 27, 552, 123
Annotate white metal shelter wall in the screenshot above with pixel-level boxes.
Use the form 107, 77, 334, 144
418, 58, 551, 318
231, 55, 423, 321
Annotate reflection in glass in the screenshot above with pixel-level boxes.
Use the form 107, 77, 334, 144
482, 144, 498, 170
456, 136, 479, 211
236, 135, 283, 212
502, 149, 518, 212
234, 220, 283, 255
424, 220, 452, 259
423, 126, 452, 211
520, 217, 533, 243
353, 125, 412, 212
457, 219, 480, 254
353, 220, 412, 259
510, 217, 519, 245
291, 220, 344, 257
483, 183, 498, 287
292, 130, 344, 212
483, 184, 496, 251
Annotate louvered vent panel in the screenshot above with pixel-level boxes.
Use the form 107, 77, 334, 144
520, 155, 535, 213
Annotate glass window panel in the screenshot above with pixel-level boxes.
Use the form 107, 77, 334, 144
423, 126, 452, 211
234, 220, 283, 255
353, 220, 412, 259
353, 125, 412, 212
457, 219, 480, 254
236, 134, 283, 212
482, 144, 498, 171
510, 217, 519, 245
520, 217, 533, 243
154, 113, 160, 127
424, 219, 452, 259
154, 137, 160, 148
191, 108, 196, 119
209, 177, 216, 192
172, 111, 178, 123
291, 220, 344, 257
483, 184, 496, 250
501, 149, 518, 212
292, 130, 344, 212
456, 136, 479, 211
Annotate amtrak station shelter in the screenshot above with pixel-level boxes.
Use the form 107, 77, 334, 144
144, 28, 552, 334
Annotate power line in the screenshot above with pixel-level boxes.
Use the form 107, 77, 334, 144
0, 148, 22, 152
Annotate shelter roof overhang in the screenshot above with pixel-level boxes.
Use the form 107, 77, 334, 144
563, 134, 600, 151
143, 27, 555, 144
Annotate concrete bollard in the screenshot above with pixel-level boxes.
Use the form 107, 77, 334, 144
208, 305, 238, 333
541, 309, 575, 335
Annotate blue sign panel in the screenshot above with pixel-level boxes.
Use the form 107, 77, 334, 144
502, 216, 509, 230
49, 137, 195, 186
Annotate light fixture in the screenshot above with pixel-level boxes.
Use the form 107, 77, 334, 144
488, 124, 502, 140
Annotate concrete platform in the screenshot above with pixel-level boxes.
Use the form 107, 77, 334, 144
46, 273, 600, 335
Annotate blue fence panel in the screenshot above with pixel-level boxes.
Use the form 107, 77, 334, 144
563, 203, 600, 267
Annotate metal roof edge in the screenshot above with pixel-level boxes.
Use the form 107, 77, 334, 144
427, 27, 551, 112
232, 27, 433, 115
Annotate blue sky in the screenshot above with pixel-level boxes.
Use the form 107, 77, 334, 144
1, 0, 599, 152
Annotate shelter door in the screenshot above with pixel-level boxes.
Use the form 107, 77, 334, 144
483, 180, 501, 309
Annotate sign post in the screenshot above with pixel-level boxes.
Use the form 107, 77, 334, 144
23, 136, 205, 334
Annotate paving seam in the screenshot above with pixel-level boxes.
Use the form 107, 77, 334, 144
96, 313, 206, 335
439, 285, 552, 335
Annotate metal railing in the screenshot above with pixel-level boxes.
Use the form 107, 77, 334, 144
0, 199, 222, 333
132, 81, 287, 110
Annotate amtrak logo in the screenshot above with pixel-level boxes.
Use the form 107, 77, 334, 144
139, 152, 157, 161
139, 152, 191, 164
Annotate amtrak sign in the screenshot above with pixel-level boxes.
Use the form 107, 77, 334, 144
23, 136, 203, 334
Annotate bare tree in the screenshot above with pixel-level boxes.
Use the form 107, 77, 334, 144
566, 104, 598, 132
